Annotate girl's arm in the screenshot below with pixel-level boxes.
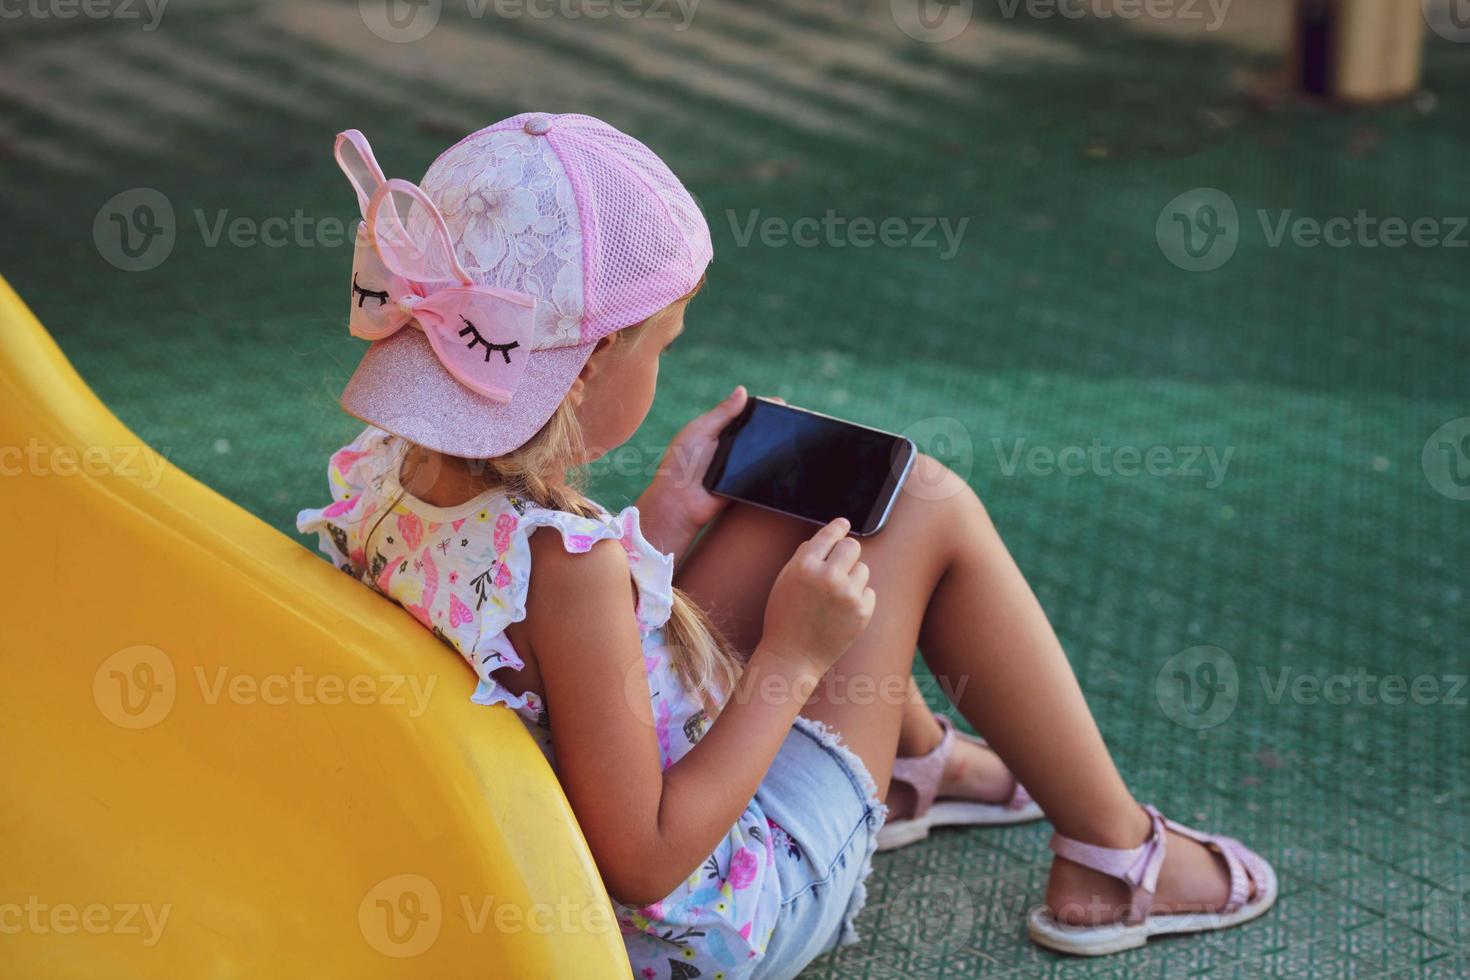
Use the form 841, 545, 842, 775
636, 385, 749, 564
523, 517, 872, 906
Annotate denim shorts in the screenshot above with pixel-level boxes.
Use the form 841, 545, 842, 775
750, 715, 889, 980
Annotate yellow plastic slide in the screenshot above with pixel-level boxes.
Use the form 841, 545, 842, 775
0, 277, 631, 978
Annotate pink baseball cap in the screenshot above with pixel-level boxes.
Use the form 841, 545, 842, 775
334, 112, 711, 459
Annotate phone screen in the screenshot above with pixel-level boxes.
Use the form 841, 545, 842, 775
705, 399, 915, 534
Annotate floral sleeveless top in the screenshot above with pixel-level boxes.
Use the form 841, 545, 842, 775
297, 425, 783, 977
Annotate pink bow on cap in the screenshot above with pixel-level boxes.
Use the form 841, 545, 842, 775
336, 130, 536, 404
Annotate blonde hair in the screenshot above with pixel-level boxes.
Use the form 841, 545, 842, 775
378, 307, 742, 714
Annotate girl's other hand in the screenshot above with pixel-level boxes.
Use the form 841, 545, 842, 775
639, 385, 749, 552
758, 518, 876, 677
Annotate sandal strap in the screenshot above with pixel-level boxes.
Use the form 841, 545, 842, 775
888, 713, 955, 818
1047, 805, 1167, 923
1158, 815, 1261, 915
1007, 779, 1034, 811
1050, 805, 1268, 923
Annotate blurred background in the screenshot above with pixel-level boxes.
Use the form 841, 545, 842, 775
2, 0, 1467, 975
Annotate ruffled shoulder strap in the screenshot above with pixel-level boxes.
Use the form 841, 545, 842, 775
467, 500, 673, 718
513, 502, 674, 633
295, 424, 397, 575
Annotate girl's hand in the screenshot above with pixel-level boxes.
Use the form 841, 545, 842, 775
638, 385, 750, 556
758, 518, 876, 677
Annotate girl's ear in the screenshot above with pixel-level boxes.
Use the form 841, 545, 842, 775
569, 335, 616, 404
577, 337, 616, 377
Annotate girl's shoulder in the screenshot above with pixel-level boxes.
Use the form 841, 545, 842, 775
295, 425, 674, 707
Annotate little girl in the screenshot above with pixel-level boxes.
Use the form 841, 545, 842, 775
299, 113, 1275, 978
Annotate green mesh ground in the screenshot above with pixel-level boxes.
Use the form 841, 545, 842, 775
3, 2, 1468, 976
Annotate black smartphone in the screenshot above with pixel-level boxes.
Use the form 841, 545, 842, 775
703, 398, 917, 536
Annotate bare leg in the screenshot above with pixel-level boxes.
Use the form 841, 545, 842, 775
678, 457, 1243, 922
681, 515, 1012, 812
887, 679, 1018, 819
679, 458, 1136, 827
896, 679, 943, 756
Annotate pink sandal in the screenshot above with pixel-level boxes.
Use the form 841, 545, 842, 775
876, 714, 1042, 852
1027, 804, 1278, 956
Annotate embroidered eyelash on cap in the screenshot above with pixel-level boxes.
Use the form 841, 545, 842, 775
353, 273, 389, 308
458, 315, 520, 365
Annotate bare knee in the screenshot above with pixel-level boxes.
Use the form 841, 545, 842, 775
903, 453, 985, 520
866, 454, 988, 557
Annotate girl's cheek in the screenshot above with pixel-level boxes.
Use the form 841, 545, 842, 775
647, 361, 662, 408
627, 364, 659, 436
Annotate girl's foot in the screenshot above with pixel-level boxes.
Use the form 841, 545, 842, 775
1032, 805, 1277, 955
885, 728, 1014, 818
1046, 829, 1252, 921
877, 715, 1043, 852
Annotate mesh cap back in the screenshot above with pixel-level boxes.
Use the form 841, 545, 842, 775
421, 112, 711, 349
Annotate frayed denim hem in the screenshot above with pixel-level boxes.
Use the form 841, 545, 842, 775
788, 715, 889, 949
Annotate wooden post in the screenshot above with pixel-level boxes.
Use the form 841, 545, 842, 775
1293, 0, 1427, 103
